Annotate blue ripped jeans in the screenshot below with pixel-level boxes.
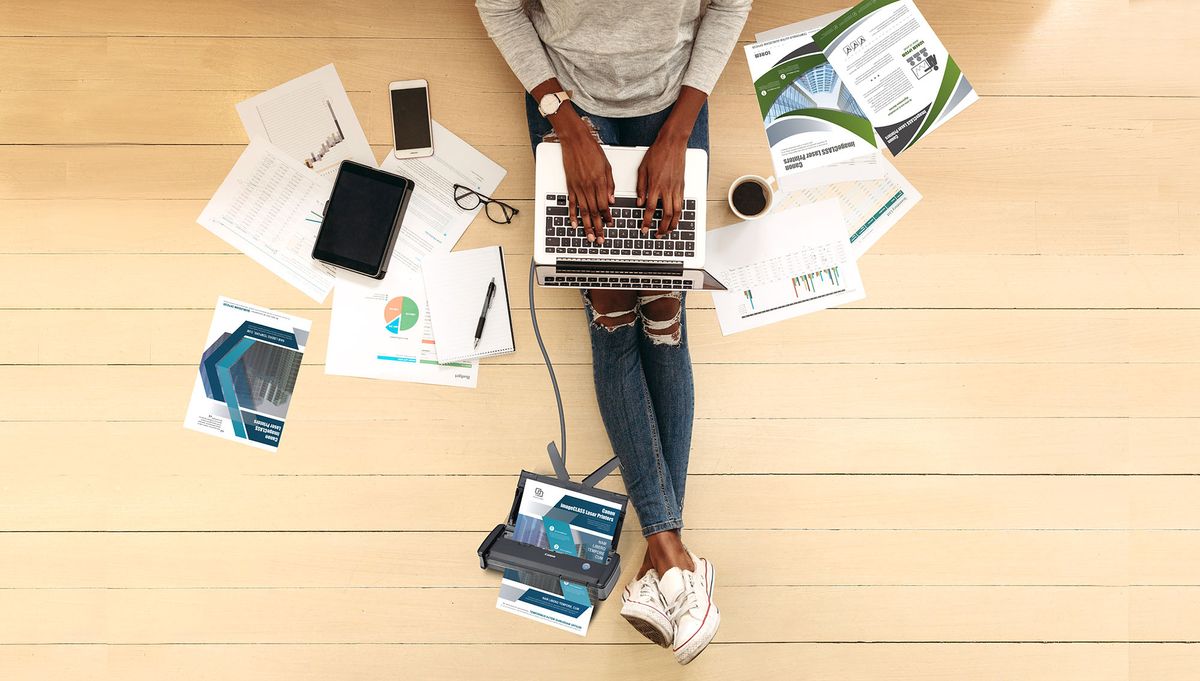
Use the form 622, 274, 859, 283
526, 94, 708, 536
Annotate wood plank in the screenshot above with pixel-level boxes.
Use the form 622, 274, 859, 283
0, 1, 491, 39
7, 89, 1193, 154
0, 363, 1195, 422
0, 643, 1137, 681
8, 529, 1195, 588
1131, 645, 1200, 680
0, 585, 1181, 643
0, 418, 1196, 476
3, 197, 1196, 257
0, 473, 1196, 531
0, 254, 1196, 309
1, 94, 1189, 210
0, 138, 1189, 211
3, 0, 1198, 97
5, 309, 1196, 365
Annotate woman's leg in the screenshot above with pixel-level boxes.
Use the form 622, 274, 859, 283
636, 291, 692, 507
614, 101, 710, 154
612, 104, 708, 576
613, 104, 707, 499
582, 289, 688, 549
528, 95, 688, 555
633, 291, 695, 576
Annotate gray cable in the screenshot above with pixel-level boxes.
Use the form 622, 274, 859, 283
528, 258, 567, 468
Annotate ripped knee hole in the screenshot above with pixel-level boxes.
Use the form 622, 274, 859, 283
638, 293, 683, 345
589, 308, 637, 330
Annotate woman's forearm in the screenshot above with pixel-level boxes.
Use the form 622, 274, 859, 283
658, 85, 707, 143
530, 77, 590, 141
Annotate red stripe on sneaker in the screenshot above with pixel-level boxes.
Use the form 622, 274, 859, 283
673, 599, 713, 652
672, 562, 715, 654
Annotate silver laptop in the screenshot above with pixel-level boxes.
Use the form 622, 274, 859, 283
533, 143, 726, 291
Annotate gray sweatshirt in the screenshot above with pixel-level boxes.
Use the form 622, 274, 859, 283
476, 0, 752, 117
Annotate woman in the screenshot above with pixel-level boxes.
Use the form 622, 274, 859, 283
477, 0, 751, 664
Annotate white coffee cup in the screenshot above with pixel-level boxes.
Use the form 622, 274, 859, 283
727, 174, 777, 220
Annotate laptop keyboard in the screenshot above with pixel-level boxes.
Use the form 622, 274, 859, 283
543, 194, 698, 258
542, 274, 695, 289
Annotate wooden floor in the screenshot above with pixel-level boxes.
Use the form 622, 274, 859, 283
2, 0, 1198, 678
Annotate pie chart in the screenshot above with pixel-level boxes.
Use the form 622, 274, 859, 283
383, 296, 420, 334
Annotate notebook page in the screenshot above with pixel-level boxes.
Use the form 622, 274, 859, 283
422, 246, 514, 363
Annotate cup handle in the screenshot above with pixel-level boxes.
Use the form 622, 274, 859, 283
766, 175, 778, 192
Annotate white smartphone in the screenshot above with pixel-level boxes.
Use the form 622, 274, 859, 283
389, 79, 433, 159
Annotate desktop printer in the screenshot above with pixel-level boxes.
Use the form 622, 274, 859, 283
478, 445, 628, 602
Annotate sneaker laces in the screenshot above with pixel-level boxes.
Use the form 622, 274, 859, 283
637, 576, 660, 601
666, 572, 702, 620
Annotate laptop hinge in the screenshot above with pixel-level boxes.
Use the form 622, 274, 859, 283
554, 259, 683, 276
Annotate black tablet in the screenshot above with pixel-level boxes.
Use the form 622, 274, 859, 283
312, 161, 415, 279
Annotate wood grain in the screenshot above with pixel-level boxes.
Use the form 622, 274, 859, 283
3, 0, 1198, 677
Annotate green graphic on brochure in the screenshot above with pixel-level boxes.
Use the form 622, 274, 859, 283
811, 0, 978, 155
752, 53, 875, 146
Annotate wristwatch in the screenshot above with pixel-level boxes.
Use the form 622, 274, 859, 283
537, 90, 571, 117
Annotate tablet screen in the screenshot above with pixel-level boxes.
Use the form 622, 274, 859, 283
313, 163, 411, 275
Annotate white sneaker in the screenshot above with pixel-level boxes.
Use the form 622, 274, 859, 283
619, 569, 674, 647
658, 551, 719, 665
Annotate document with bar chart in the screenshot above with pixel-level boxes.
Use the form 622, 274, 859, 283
774, 152, 921, 257
706, 201, 865, 335
236, 64, 375, 177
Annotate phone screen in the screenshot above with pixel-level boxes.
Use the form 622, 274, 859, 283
391, 86, 431, 151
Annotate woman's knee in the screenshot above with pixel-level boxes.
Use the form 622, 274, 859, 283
637, 291, 683, 345
585, 289, 638, 330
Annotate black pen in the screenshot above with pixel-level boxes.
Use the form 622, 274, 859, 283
474, 277, 497, 349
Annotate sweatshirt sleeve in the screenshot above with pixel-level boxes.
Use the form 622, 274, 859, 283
681, 0, 753, 95
475, 0, 557, 93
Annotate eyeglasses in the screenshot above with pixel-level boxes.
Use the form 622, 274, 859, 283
453, 184, 519, 224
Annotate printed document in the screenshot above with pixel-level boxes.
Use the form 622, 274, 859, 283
706, 201, 866, 335
381, 121, 507, 274
773, 152, 921, 257
184, 297, 311, 451
237, 64, 375, 177
511, 478, 623, 563
196, 139, 336, 302
812, 0, 978, 155
745, 29, 879, 189
326, 268, 479, 388
497, 569, 594, 637
323, 121, 504, 386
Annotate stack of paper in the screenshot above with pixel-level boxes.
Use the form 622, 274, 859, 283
197, 64, 373, 302
718, 0, 978, 334
195, 63, 507, 389
496, 477, 625, 636
324, 124, 507, 389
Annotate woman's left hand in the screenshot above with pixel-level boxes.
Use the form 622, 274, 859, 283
637, 132, 689, 239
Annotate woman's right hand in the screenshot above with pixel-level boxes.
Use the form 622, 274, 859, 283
554, 109, 614, 244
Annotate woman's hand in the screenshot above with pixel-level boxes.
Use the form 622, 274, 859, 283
556, 110, 614, 244
637, 132, 688, 238
638, 85, 707, 238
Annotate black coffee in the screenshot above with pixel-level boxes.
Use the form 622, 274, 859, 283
732, 180, 768, 216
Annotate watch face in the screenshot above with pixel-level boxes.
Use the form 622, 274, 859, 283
540, 93, 562, 116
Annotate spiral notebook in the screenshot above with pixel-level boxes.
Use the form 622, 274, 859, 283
422, 245, 515, 363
